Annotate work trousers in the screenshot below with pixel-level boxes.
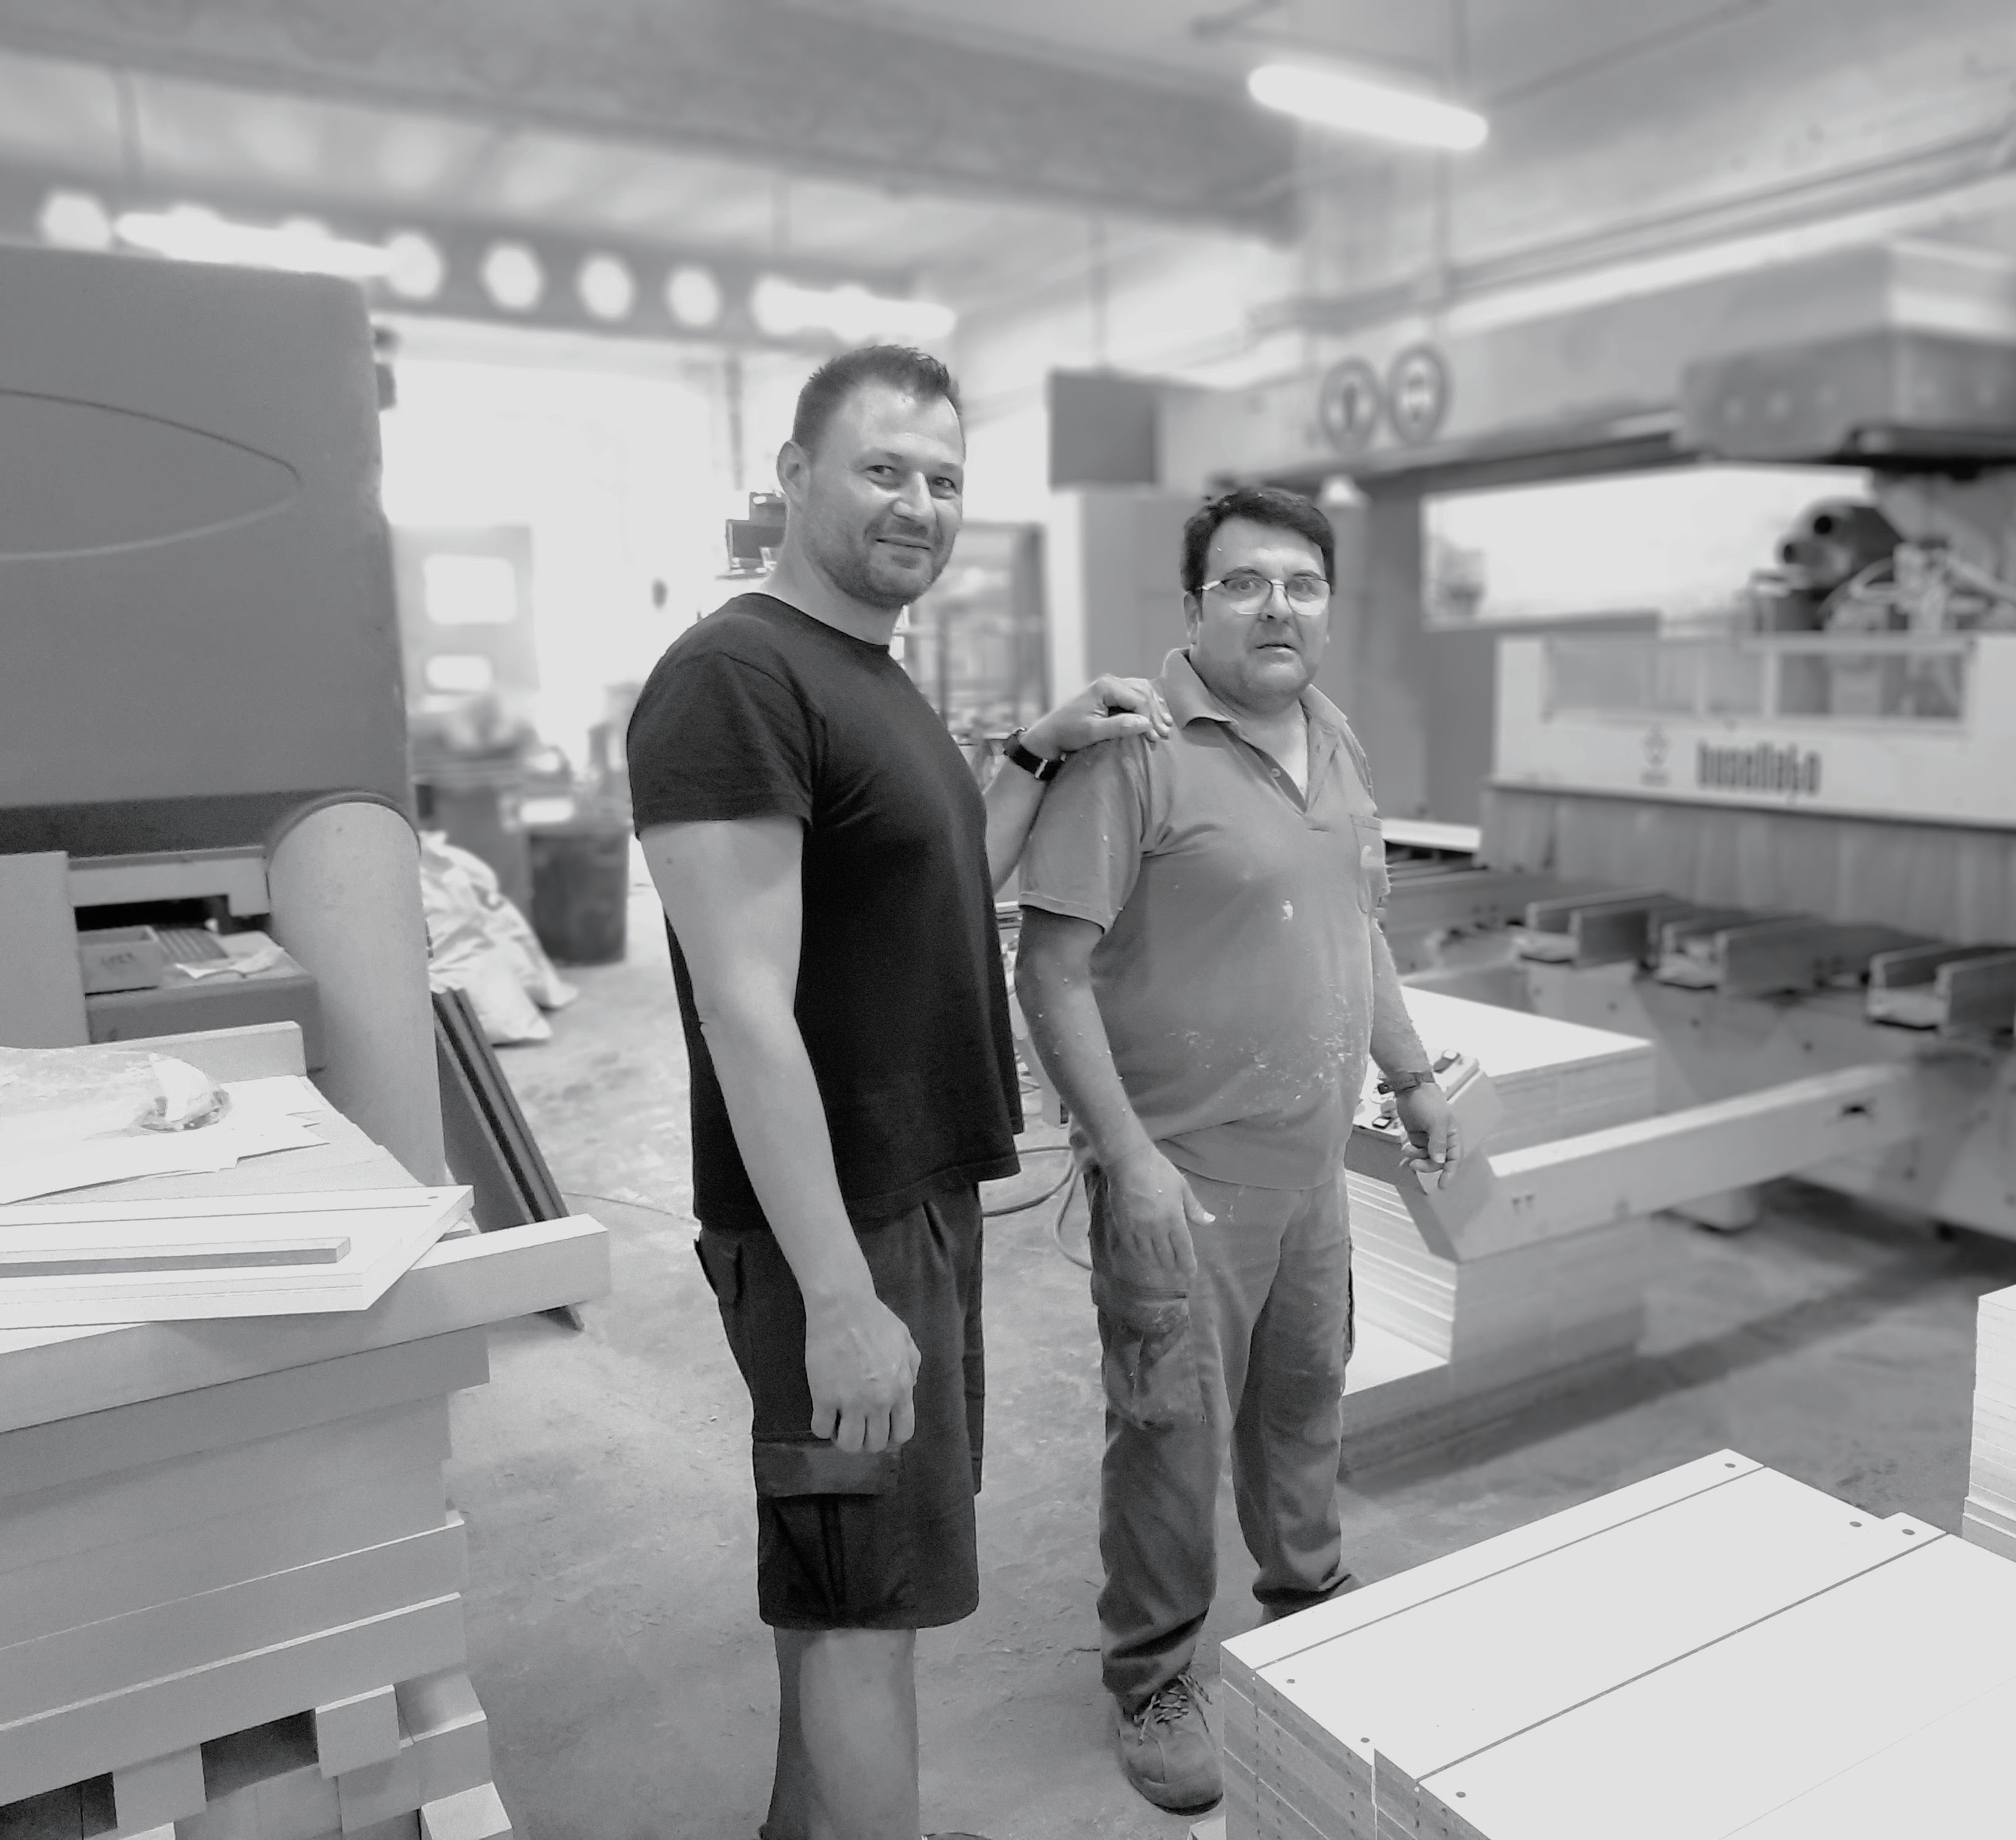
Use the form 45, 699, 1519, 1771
1088, 1159, 1355, 1714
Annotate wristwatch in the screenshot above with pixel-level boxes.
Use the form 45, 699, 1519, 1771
1381, 1068, 1437, 1095
1003, 729, 1061, 783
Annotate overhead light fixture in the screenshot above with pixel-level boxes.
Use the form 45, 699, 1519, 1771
577, 253, 636, 322
1248, 62, 1487, 151
37, 188, 115, 251
384, 229, 446, 301
665, 263, 724, 330
750, 277, 956, 344
113, 205, 397, 277
480, 241, 545, 312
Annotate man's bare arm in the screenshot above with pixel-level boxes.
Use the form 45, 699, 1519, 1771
1368, 921, 1432, 1076
1015, 908, 1209, 1275
1368, 918, 1462, 1182
640, 816, 919, 1452
983, 677, 1173, 891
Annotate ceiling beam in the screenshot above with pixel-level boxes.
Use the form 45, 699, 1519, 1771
0, 0, 1300, 236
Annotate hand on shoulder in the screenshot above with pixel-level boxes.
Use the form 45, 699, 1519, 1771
1024, 676, 1173, 761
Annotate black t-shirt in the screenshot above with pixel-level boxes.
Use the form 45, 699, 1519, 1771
627, 593, 1022, 1231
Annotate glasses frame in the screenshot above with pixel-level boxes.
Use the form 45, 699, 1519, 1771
1197, 570, 1333, 615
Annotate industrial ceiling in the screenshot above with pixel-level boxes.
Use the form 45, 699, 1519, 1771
0, 0, 1872, 339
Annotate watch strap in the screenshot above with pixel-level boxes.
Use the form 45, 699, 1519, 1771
1381, 1068, 1436, 1095
1003, 730, 1061, 783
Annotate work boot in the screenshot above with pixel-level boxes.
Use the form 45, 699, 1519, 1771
1114, 1671, 1221, 1814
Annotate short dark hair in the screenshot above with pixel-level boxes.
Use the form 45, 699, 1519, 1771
791, 345, 962, 457
1181, 486, 1335, 597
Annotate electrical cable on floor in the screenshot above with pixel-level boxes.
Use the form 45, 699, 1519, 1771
981, 1143, 1076, 1217
562, 1189, 685, 1220
564, 1111, 1079, 1230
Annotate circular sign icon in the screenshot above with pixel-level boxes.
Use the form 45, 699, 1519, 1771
1317, 357, 1383, 456
1386, 344, 1451, 445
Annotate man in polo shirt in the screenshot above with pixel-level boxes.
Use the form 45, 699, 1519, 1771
1014, 485, 1462, 1815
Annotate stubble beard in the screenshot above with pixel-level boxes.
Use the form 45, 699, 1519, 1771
823, 526, 948, 611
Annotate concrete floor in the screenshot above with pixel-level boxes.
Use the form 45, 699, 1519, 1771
443, 873, 2016, 1840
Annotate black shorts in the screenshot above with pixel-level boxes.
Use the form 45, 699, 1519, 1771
695, 1186, 984, 1631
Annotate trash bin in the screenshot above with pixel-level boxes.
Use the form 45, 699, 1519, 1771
527, 822, 631, 965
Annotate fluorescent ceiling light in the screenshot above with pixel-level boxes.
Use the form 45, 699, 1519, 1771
751, 277, 956, 344
577, 253, 637, 322
114, 205, 396, 277
384, 230, 446, 301
1248, 62, 1487, 151
38, 189, 115, 251
665, 264, 724, 329
480, 241, 545, 312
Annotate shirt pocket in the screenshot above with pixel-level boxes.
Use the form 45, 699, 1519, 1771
1351, 813, 1390, 915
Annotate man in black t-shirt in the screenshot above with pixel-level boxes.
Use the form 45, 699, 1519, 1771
629, 345, 1168, 1840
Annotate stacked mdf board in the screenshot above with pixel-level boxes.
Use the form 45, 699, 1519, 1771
1347, 989, 1657, 1379
1346, 1177, 1647, 1371
0, 1058, 607, 1840
1964, 1282, 2016, 1561
1222, 1452, 2016, 1840
1383, 990, 1657, 1154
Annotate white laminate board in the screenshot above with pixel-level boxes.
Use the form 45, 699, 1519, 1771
418, 1782, 510, 1840
0, 1463, 447, 1646
90, 1122, 413, 1206
1963, 1493, 2016, 1539
108, 1022, 307, 1083
1224, 1452, 1760, 1685
1720, 1671, 2016, 1839
1225, 1752, 1338, 1840
0, 1112, 328, 1207
1966, 1439, 2016, 1486
0, 1188, 471, 1325
182, 1682, 491, 1840
0, 1328, 488, 1498
1417, 1533, 2016, 1840
112, 1746, 207, 1831
1329, 1477, 1936, 1825
349, 1819, 422, 1840
316, 1685, 401, 1777
1236, 1717, 1365, 1840
181, 1747, 339, 1840
1961, 1505, 2016, 1560
1342, 1321, 1447, 1395
0, 1516, 467, 1725
1391, 994, 1656, 1079
0, 1216, 608, 1436
0, 1593, 467, 1807
0, 1398, 451, 1572
337, 1671, 492, 1832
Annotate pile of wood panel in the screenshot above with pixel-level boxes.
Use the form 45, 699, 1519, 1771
1222, 1452, 2016, 1840
1391, 991, 1658, 1147
0, 1038, 607, 1840
1347, 991, 1657, 1377
1964, 1282, 2016, 1562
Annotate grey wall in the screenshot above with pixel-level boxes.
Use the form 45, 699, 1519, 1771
1076, 488, 1194, 685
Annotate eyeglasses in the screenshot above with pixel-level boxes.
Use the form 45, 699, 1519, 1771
1199, 569, 1332, 615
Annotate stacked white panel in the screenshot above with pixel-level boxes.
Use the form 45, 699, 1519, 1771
1964, 1283, 2016, 1560
1222, 1454, 2014, 1840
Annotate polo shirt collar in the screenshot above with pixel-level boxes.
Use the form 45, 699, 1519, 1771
1158, 646, 1351, 738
